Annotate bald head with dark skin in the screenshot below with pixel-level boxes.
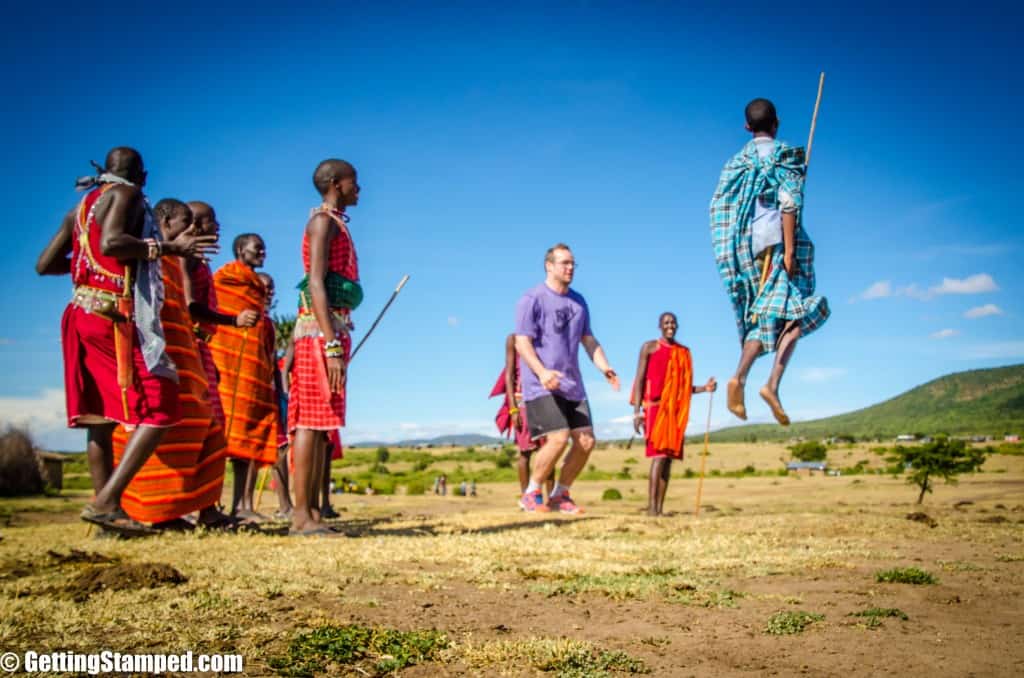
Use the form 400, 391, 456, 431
104, 147, 147, 187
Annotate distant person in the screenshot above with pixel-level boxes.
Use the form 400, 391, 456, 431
459, 480, 468, 497
630, 312, 716, 516
514, 243, 620, 514
209, 234, 278, 519
35, 148, 216, 535
710, 98, 829, 425
288, 159, 363, 536
439, 474, 447, 496
491, 334, 554, 499
469, 479, 477, 497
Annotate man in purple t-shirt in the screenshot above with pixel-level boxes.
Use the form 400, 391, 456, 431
514, 243, 620, 514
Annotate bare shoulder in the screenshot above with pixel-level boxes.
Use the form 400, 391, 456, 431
641, 340, 658, 355
305, 211, 338, 238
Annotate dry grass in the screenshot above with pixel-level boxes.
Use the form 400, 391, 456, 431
1, 441, 1022, 675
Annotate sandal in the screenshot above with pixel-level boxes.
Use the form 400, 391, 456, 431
80, 505, 157, 538
152, 517, 196, 533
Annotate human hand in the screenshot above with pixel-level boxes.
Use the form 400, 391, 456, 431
705, 377, 718, 393
784, 254, 797, 277
235, 309, 259, 327
510, 410, 521, 430
605, 369, 621, 391
539, 369, 563, 391
167, 224, 219, 260
633, 412, 644, 435
327, 356, 346, 393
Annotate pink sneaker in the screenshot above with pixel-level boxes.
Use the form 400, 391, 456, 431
548, 492, 585, 515
520, 490, 550, 513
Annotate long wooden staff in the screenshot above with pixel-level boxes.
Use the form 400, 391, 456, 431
694, 390, 714, 517
349, 274, 410, 362
752, 72, 825, 322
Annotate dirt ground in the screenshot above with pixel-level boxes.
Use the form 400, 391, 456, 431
1, 445, 1022, 677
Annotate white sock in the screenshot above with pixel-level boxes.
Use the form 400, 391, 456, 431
552, 483, 570, 497
525, 480, 541, 494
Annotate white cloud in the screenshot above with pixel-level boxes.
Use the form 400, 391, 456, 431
798, 367, 847, 383
447, 316, 459, 327
346, 419, 495, 444
964, 304, 1003, 319
853, 281, 892, 302
930, 328, 958, 339
929, 274, 998, 296
609, 414, 634, 424
964, 342, 1024, 360
0, 388, 85, 451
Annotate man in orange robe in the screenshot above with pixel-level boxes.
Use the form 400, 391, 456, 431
631, 312, 716, 516
111, 199, 228, 528
209, 234, 279, 518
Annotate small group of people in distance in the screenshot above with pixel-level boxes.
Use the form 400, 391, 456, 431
495, 97, 827, 516
39, 96, 826, 534
38, 148, 362, 537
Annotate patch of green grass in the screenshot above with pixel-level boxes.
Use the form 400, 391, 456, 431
849, 607, 908, 629
602, 488, 623, 501
875, 567, 937, 585
451, 637, 648, 677
996, 553, 1024, 563
765, 610, 825, 635
269, 624, 449, 677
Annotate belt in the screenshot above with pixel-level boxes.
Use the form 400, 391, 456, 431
294, 308, 353, 340
71, 285, 129, 322
193, 326, 214, 343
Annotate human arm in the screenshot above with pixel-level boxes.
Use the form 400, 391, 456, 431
306, 214, 345, 392
504, 334, 520, 428
281, 339, 295, 394
35, 209, 75, 275
581, 334, 620, 391
182, 262, 258, 327
96, 185, 218, 260
631, 341, 656, 434
693, 377, 718, 394
514, 335, 562, 391
782, 211, 797, 277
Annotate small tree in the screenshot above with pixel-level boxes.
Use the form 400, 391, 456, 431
375, 447, 390, 464
272, 313, 297, 353
887, 437, 986, 504
788, 440, 827, 462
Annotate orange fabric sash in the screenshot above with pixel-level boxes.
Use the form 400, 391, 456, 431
649, 344, 693, 455
208, 261, 277, 464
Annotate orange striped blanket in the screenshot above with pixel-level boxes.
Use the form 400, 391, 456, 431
208, 261, 278, 464
112, 258, 227, 523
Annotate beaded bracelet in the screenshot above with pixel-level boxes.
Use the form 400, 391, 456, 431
324, 338, 344, 359
143, 238, 160, 261
508, 407, 519, 414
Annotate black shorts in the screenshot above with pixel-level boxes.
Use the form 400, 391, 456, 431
525, 394, 592, 439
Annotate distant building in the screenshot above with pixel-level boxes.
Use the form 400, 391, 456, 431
785, 461, 828, 475
1006, 435, 1020, 443
895, 434, 916, 442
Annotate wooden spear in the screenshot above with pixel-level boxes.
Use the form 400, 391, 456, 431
694, 390, 715, 517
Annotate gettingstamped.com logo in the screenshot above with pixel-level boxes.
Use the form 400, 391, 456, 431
1, 650, 243, 674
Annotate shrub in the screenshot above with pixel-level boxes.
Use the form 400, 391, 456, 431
602, 488, 623, 501
789, 440, 827, 462
495, 454, 512, 469
375, 447, 390, 464
765, 611, 824, 635
875, 567, 936, 585
0, 428, 46, 497
404, 480, 426, 496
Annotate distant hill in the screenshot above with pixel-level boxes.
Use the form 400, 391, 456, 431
704, 364, 1024, 442
349, 433, 505, 448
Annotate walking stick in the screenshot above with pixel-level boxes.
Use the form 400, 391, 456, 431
349, 274, 410, 361
751, 72, 825, 323
694, 390, 714, 517
254, 464, 270, 512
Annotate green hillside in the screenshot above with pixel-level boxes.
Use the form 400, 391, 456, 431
705, 364, 1024, 442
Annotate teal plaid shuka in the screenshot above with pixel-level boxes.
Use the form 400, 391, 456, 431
710, 139, 829, 352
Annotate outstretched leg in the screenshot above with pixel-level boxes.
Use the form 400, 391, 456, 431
760, 322, 801, 426
728, 340, 762, 420
92, 425, 166, 513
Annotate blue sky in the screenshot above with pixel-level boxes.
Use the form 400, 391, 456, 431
1, 2, 1020, 449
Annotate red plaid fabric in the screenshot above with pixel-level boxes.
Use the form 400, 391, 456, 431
287, 332, 349, 431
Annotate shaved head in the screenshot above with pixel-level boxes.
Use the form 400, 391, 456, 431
744, 98, 778, 134
104, 146, 145, 183
313, 159, 356, 196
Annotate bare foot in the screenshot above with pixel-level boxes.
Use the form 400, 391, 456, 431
727, 378, 747, 420
759, 386, 790, 426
